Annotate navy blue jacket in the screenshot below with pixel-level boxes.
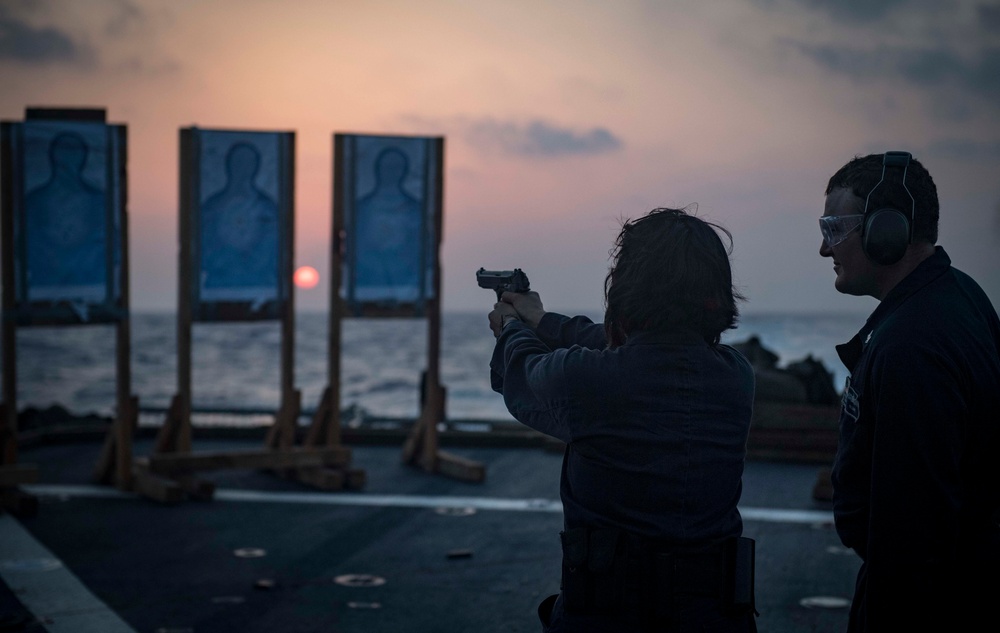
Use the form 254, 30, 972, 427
490, 312, 755, 542
831, 247, 1000, 631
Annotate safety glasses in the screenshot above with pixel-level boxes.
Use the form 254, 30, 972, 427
819, 214, 864, 247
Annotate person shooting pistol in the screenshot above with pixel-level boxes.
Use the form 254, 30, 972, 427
483, 208, 758, 632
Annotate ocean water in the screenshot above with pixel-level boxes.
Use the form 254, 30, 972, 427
6, 310, 865, 425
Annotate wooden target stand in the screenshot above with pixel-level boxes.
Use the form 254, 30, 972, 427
134, 129, 362, 504
397, 295, 486, 483
328, 133, 483, 483
1, 109, 137, 516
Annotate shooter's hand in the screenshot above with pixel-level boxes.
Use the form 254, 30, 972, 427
488, 302, 520, 338
500, 290, 546, 330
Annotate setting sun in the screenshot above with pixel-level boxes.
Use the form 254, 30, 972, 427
293, 266, 320, 289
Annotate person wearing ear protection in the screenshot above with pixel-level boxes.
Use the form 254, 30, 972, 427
820, 152, 1000, 632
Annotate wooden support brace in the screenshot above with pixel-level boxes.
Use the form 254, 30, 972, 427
283, 466, 367, 491
0, 404, 15, 467
0, 486, 38, 518
303, 468, 346, 491
133, 458, 215, 503
282, 388, 366, 490
153, 395, 184, 454
265, 389, 302, 449
146, 446, 351, 476
131, 464, 184, 504
175, 475, 217, 501
94, 426, 116, 485
403, 383, 485, 482
343, 467, 367, 489
435, 450, 486, 483
401, 416, 428, 467
812, 466, 834, 502
0, 464, 38, 487
0, 463, 37, 518
93, 395, 139, 488
403, 421, 486, 482
303, 387, 333, 447
402, 381, 445, 467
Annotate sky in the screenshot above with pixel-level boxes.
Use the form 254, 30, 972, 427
2, 0, 999, 318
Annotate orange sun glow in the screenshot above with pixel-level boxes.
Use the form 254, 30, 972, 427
293, 266, 320, 289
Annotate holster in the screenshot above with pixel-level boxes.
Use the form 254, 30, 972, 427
724, 535, 756, 614
560, 526, 624, 613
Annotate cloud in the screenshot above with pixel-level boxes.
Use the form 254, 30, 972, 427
981, 4, 1000, 30
793, 0, 913, 23
744, 1, 999, 128
926, 138, 1000, 161
750, 0, 946, 24
400, 114, 624, 158
787, 41, 1000, 101
462, 118, 623, 157
103, 0, 146, 39
0, 6, 94, 66
755, 0, 1000, 102
0, 0, 163, 72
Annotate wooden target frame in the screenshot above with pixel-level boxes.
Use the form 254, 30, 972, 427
0, 107, 136, 514
309, 133, 483, 483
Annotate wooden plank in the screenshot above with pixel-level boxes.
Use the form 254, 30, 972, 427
344, 467, 366, 489
0, 464, 38, 486
329, 137, 344, 449
131, 467, 184, 504
435, 450, 486, 483
93, 429, 117, 485
812, 466, 833, 501
1, 126, 19, 467
175, 475, 216, 501
92, 394, 138, 487
280, 133, 296, 424
290, 466, 367, 491
114, 127, 134, 490
0, 486, 38, 517
146, 446, 351, 475
401, 415, 427, 465
176, 129, 195, 455
133, 457, 194, 502
290, 467, 345, 491
303, 387, 332, 447
153, 395, 183, 454
265, 389, 300, 449
403, 381, 446, 470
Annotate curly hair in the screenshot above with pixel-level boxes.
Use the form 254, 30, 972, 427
603, 207, 746, 348
824, 152, 939, 244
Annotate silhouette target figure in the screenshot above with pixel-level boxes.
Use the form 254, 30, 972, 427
25, 131, 107, 294
354, 147, 423, 297
200, 142, 279, 291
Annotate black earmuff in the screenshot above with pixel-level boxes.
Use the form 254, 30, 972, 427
861, 151, 915, 265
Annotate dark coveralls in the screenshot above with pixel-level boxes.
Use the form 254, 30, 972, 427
491, 312, 758, 632
831, 247, 1000, 632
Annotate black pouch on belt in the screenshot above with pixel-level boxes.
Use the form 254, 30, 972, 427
587, 528, 622, 612
560, 528, 589, 613
724, 537, 756, 614
559, 527, 624, 614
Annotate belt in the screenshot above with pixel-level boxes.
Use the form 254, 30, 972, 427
559, 527, 752, 618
